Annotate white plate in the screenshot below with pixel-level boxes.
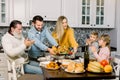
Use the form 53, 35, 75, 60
39, 61, 50, 67
59, 59, 73, 65
65, 69, 85, 74
38, 55, 52, 61
73, 59, 81, 63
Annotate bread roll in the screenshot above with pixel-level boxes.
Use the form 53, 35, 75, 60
67, 62, 75, 72
75, 63, 83, 67
75, 66, 84, 73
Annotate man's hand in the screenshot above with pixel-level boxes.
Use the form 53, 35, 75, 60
47, 48, 56, 55
24, 39, 34, 48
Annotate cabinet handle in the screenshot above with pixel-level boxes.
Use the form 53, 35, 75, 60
90, 24, 93, 26
107, 25, 110, 27
94, 24, 96, 26
0, 74, 1, 76
0, 59, 1, 61
45, 16, 47, 18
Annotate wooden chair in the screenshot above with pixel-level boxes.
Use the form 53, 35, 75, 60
113, 58, 120, 80
4, 53, 25, 80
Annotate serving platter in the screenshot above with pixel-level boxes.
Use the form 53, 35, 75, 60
64, 69, 85, 74
87, 69, 112, 74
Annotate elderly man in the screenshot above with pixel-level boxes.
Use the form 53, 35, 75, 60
2, 20, 42, 74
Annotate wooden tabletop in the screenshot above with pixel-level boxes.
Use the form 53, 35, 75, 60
42, 67, 118, 80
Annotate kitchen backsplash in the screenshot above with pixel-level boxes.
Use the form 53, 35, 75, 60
0, 21, 111, 47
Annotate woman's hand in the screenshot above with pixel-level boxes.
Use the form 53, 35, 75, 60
69, 47, 77, 58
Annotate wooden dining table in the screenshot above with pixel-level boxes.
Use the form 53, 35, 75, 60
42, 67, 118, 80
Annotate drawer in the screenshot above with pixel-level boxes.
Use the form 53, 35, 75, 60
0, 68, 8, 80
0, 54, 7, 67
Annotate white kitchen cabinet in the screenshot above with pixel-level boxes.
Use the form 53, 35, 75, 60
0, 0, 9, 26
62, 0, 79, 27
79, 0, 115, 28
29, 0, 62, 21
10, 0, 29, 26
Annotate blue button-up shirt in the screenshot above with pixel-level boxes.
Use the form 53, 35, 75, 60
28, 26, 58, 58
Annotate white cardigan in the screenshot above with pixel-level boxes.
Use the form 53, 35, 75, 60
2, 32, 28, 64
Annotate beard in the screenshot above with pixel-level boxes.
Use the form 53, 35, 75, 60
35, 27, 42, 32
13, 31, 23, 40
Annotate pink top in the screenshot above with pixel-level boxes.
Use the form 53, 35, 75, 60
94, 47, 110, 62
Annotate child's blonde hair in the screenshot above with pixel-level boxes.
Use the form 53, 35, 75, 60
100, 34, 110, 46
91, 31, 98, 38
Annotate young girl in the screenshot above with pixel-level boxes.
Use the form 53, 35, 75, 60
91, 34, 110, 62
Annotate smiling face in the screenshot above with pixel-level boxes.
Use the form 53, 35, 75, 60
34, 20, 44, 31
89, 34, 98, 42
98, 37, 107, 47
11, 24, 23, 39
62, 19, 68, 29
98, 38, 104, 46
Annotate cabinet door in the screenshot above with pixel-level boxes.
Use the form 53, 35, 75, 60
104, 0, 115, 28
29, 0, 61, 21
10, 0, 29, 26
62, 0, 78, 27
79, 0, 115, 28
94, 0, 105, 28
0, 0, 9, 26
79, 0, 91, 28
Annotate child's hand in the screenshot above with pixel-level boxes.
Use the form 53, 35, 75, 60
90, 46, 97, 53
86, 39, 92, 45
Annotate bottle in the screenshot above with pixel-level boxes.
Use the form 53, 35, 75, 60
84, 45, 89, 69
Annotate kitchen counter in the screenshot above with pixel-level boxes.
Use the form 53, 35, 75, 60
80, 46, 117, 52
0, 46, 117, 52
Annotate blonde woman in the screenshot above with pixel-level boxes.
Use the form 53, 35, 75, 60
52, 16, 78, 57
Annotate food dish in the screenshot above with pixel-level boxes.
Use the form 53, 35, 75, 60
40, 61, 60, 70
45, 65, 60, 70
65, 69, 85, 74
45, 61, 60, 70
64, 61, 85, 73
56, 53, 71, 56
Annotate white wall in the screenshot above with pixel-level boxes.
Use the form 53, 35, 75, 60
109, 29, 117, 48
109, 0, 120, 54
109, 0, 117, 48
116, 0, 120, 53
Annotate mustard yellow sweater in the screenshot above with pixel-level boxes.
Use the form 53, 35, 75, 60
52, 28, 78, 49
